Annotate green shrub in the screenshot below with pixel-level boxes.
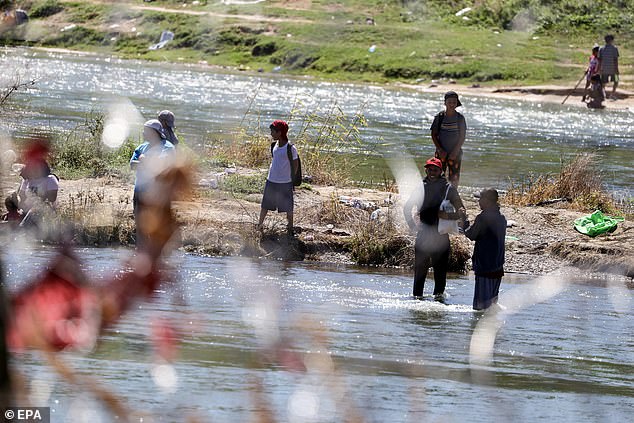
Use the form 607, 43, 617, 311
45, 26, 108, 47
219, 173, 266, 195
29, 0, 63, 18
50, 112, 137, 179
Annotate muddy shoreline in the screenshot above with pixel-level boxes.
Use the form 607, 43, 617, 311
40, 175, 632, 281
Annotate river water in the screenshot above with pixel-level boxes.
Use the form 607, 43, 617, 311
1, 47, 633, 196
2, 48, 633, 421
4, 246, 633, 422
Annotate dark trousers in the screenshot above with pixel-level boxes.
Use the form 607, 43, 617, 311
413, 227, 450, 297
473, 276, 502, 310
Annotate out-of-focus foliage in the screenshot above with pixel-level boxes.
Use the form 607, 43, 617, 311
415, 0, 633, 34
28, 0, 63, 18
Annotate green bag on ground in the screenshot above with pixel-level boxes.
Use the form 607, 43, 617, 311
573, 210, 624, 237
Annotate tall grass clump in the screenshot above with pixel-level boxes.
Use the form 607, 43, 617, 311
347, 210, 411, 267
505, 153, 619, 213
289, 99, 368, 186
208, 93, 369, 187
49, 112, 137, 179
59, 187, 134, 246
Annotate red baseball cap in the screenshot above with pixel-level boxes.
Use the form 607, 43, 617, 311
269, 120, 289, 136
424, 157, 442, 169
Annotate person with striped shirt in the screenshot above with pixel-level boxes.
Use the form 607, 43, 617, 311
430, 91, 467, 187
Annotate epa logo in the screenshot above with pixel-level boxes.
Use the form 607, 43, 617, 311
3, 407, 49, 422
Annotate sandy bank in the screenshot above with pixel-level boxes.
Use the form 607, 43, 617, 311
48, 175, 634, 280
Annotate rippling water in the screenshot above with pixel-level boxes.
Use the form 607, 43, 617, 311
2, 47, 634, 196
4, 247, 633, 422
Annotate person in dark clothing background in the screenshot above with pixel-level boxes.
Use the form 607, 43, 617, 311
463, 188, 507, 310
403, 157, 466, 302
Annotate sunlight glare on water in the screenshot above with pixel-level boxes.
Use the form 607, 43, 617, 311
2, 248, 633, 422
2, 48, 634, 192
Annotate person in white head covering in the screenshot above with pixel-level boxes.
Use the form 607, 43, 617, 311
130, 119, 175, 248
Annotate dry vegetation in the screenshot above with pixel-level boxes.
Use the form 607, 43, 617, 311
505, 153, 622, 215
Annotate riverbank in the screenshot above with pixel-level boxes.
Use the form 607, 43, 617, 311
46, 172, 633, 280
3, 0, 632, 91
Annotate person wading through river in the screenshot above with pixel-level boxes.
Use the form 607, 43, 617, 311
463, 188, 507, 310
430, 91, 467, 187
403, 157, 466, 302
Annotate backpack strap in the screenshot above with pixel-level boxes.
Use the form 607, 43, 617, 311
286, 143, 295, 181
436, 111, 445, 132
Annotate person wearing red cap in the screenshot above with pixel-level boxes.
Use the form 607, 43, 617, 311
257, 120, 299, 236
430, 91, 466, 187
403, 157, 466, 301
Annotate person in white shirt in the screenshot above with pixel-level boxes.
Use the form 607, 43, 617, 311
256, 120, 299, 236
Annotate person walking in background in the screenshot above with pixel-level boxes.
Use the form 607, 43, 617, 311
257, 120, 299, 236
130, 119, 175, 248
598, 34, 619, 100
158, 110, 179, 146
463, 188, 506, 310
403, 157, 466, 302
581, 44, 600, 102
430, 91, 466, 187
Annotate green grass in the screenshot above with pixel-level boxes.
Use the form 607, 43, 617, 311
5, 0, 631, 88
49, 112, 137, 179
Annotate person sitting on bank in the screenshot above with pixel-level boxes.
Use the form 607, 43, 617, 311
403, 157, 466, 302
17, 156, 59, 229
256, 120, 299, 236
463, 188, 507, 310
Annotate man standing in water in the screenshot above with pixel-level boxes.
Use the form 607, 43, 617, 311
257, 120, 299, 236
463, 188, 506, 310
430, 91, 466, 187
598, 34, 619, 100
403, 157, 466, 302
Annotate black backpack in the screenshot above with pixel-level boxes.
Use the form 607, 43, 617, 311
270, 142, 302, 186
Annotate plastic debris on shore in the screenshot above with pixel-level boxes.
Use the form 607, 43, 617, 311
338, 195, 377, 211
573, 210, 624, 237
149, 30, 174, 50
455, 7, 472, 16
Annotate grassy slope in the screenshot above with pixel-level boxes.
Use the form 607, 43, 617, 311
2, 0, 631, 89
